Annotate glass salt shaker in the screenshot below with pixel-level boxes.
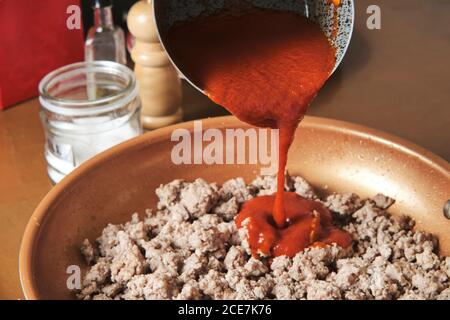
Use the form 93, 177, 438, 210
85, 0, 127, 65
39, 61, 142, 184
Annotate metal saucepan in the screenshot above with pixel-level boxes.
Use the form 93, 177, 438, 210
152, 0, 355, 94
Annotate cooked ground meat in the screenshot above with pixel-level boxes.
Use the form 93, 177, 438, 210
77, 175, 450, 300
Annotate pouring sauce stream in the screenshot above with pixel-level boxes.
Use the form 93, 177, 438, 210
169, 7, 351, 258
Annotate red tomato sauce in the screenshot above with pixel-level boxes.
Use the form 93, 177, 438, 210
235, 192, 352, 257
169, 8, 351, 258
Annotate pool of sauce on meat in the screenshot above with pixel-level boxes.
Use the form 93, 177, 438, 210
168, 5, 351, 258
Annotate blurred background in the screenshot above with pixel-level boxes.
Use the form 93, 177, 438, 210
0, 0, 449, 299
80, 0, 134, 35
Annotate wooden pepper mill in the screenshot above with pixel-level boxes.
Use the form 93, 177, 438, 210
127, 0, 183, 130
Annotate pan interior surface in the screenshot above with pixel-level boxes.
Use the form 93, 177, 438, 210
19, 116, 450, 300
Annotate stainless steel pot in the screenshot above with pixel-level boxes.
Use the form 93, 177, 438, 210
152, 0, 355, 93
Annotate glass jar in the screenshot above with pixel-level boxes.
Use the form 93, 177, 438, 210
39, 61, 142, 184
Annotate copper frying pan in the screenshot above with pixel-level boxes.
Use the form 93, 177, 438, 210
19, 116, 450, 299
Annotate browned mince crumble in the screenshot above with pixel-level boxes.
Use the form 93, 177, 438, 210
77, 175, 450, 300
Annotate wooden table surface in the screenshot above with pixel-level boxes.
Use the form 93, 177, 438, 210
0, 0, 449, 300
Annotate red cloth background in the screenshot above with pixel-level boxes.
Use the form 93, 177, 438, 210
0, 0, 84, 110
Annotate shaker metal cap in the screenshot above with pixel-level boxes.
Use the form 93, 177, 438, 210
93, 0, 112, 8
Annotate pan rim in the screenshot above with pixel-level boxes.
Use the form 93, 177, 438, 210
19, 115, 449, 300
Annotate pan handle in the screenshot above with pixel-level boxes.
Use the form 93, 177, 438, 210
445, 200, 450, 220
